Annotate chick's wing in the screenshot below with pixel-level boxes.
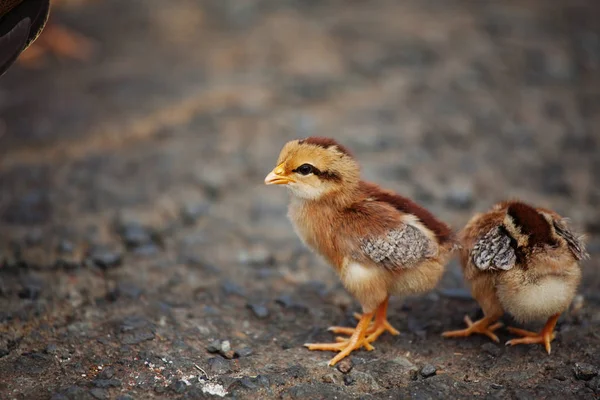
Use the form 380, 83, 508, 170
471, 227, 516, 271
552, 218, 588, 261
359, 223, 436, 270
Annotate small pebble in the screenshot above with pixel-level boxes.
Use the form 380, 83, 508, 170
89, 247, 122, 270
239, 377, 258, 390
45, 343, 58, 355
322, 374, 336, 384
235, 347, 253, 358
221, 340, 231, 353
336, 358, 353, 374
343, 375, 355, 386
420, 364, 437, 378
206, 340, 221, 353
98, 367, 115, 379
574, 363, 599, 381
170, 380, 187, 393
208, 356, 231, 375
247, 302, 269, 319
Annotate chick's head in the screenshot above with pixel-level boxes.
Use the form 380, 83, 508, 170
265, 137, 359, 200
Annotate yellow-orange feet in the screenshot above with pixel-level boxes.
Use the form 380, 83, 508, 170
505, 313, 560, 354
304, 311, 374, 366
442, 315, 503, 343
331, 297, 400, 343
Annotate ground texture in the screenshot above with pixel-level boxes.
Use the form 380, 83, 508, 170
1, 0, 599, 399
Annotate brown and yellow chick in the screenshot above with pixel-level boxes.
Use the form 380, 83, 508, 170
265, 137, 455, 366
442, 200, 588, 354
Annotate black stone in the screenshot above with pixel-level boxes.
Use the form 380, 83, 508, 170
45, 343, 58, 354
247, 302, 269, 319
574, 363, 599, 381
343, 375, 355, 385
235, 347, 253, 358
98, 367, 115, 379
208, 356, 231, 375
170, 380, 188, 393
206, 340, 221, 353
89, 247, 122, 270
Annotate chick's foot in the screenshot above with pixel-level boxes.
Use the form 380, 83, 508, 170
442, 315, 503, 342
506, 313, 560, 354
304, 312, 374, 366
330, 297, 400, 342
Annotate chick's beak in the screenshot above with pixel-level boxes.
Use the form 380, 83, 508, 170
265, 164, 294, 185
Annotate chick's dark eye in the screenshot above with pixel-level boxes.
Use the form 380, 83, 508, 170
296, 164, 314, 175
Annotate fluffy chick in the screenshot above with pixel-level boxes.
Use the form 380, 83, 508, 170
442, 200, 588, 354
265, 137, 455, 366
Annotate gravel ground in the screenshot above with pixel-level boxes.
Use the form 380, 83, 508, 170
1, 0, 599, 399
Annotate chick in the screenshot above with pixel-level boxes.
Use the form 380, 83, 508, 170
265, 137, 455, 366
442, 200, 588, 354
0, 0, 50, 77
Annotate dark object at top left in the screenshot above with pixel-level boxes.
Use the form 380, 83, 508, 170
0, 0, 50, 77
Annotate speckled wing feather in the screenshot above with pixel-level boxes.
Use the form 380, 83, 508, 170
553, 219, 588, 261
360, 224, 436, 270
472, 227, 516, 271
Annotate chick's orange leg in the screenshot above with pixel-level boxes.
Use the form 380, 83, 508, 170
442, 315, 503, 343
506, 313, 560, 354
329, 297, 400, 340
304, 312, 374, 366
365, 297, 400, 342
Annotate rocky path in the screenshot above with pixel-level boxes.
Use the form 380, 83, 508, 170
0, 1, 599, 399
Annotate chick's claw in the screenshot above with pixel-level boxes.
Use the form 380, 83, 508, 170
305, 312, 374, 366
442, 315, 503, 343
334, 336, 375, 350
505, 331, 556, 354
505, 313, 560, 354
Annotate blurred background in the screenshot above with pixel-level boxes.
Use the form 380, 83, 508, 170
0, 0, 599, 399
